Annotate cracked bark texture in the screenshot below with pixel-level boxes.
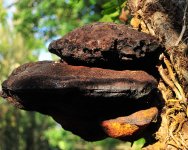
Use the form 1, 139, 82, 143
128, 0, 188, 95
128, 0, 188, 149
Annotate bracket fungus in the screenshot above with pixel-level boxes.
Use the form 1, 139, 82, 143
1, 22, 163, 142
49, 22, 162, 71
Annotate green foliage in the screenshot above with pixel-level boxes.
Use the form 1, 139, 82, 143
132, 138, 146, 150
13, 0, 110, 42
100, 1, 120, 22
0, 0, 6, 25
99, 0, 125, 22
0, 104, 55, 150
0, 1, 56, 149
0, 0, 148, 150
13, 0, 127, 41
44, 127, 127, 150
44, 127, 81, 150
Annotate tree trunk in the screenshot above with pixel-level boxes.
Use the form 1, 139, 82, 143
128, 0, 188, 149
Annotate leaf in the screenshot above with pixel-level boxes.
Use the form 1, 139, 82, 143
131, 138, 146, 150
99, 15, 113, 22
102, 1, 116, 9
102, 6, 117, 15
89, 0, 96, 5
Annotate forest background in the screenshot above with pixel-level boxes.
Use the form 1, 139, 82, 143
0, 0, 145, 149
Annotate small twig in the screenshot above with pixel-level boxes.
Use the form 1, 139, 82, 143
175, 0, 188, 46
169, 129, 182, 149
179, 132, 188, 149
158, 53, 188, 149
158, 65, 182, 100
158, 82, 168, 101
167, 99, 181, 102
175, 120, 185, 133
163, 57, 186, 100
168, 142, 182, 149
166, 108, 182, 118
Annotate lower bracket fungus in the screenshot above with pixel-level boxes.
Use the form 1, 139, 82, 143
1, 61, 160, 141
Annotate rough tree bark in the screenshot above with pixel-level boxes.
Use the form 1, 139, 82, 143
128, 0, 188, 149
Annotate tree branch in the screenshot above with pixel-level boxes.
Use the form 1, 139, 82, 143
175, 0, 188, 46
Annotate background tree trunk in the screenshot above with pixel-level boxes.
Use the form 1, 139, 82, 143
128, 0, 188, 149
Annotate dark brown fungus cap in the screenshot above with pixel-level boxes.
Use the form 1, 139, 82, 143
48, 22, 162, 70
1, 61, 160, 141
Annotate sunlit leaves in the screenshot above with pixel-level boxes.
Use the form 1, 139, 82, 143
44, 127, 82, 150
100, 11, 119, 22
132, 138, 146, 150
13, 0, 105, 42
99, 0, 125, 22
0, 0, 6, 24
0, 2, 53, 149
